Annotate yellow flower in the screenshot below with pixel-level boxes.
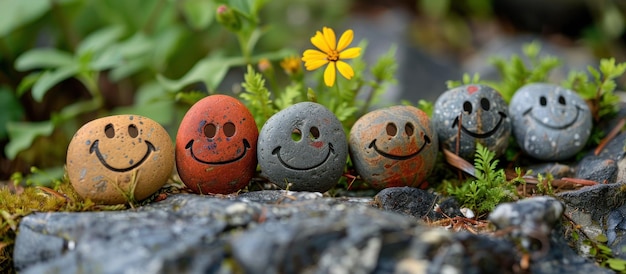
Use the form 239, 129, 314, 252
302, 27, 361, 87
280, 56, 302, 76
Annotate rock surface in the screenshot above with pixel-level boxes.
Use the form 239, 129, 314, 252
14, 190, 609, 274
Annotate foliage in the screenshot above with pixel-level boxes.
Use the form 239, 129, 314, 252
488, 41, 562, 103
1, 0, 347, 182
446, 143, 517, 215
567, 221, 626, 273
240, 65, 276, 129
446, 72, 482, 89
562, 58, 626, 122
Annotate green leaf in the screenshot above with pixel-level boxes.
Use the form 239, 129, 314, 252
606, 258, 626, 271
77, 25, 126, 55
0, 0, 50, 38
182, 0, 216, 30
0, 86, 24, 139
15, 49, 75, 71
157, 55, 244, 92
5, 120, 55, 159
17, 72, 41, 97
31, 65, 80, 102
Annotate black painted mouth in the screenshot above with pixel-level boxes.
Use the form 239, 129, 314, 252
272, 143, 334, 171
186, 139, 250, 165
452, 111, 507, 138
90, 140, 155, 172
368, 135, 431, 161
523, 105, 581, 130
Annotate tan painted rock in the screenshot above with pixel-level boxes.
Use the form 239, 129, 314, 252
349, 106, 438, 189
176, 95, 258, 194
66, 115, 174, 204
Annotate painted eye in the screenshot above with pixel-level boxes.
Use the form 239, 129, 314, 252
558, 95, 566, 105
463, 101, 472, 114
309, 126, 320, 140
480, 98, 490, 111
105, 124, 115, 138
223, 122, 236, 137
128, 124, 138, 138
405, 123, 414, 136
292, 128, 302, 141
424, 134, 431, 144
540, 96, 547, 106
386, 123, 397, 136
204, 123, 217, 138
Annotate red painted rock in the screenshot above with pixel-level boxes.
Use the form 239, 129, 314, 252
349, 106, 438, 189
66, 115, 174, 204
176, 95, 258, 194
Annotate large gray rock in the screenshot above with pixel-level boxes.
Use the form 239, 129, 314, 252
14, 191, 607, 274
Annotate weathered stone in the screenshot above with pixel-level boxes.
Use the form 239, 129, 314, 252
66, 115, 174, 205
14, 191, 608, 274
509, 83, 592, 161
433, 84, 511, 160
575, 156, 617, 184
257, 102, 348, 192
489, 196, 564, 251
349, 106, 438, 189
176, 94, 259, 194
373, 187, 437, 218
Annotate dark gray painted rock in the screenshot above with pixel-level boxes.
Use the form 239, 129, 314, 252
373, 187, 438, 218
433, 84, 511, 160
257, 102, 348, 192
509, 83, 592, 161
349, 106, 438, 189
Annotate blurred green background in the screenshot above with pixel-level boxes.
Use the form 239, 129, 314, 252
1, 0, 625, 184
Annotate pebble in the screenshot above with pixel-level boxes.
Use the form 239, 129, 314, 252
489, 196, 564, 251
66, 115, 174, 204
257, 102, 347, 192
349, 106, 438, 189
509, 83, 592, 161
176, 95, 259, 194
433, 84, 511, 160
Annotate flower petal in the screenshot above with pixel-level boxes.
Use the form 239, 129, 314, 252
339, 47, 361, 59
324, 62, 336, 87
311, 31, 331, 54
302, 49, 328, 61
322, 27, 337, 51
336, 61, 355, 80
337, 29, 354, 52
304, 59, 328, 71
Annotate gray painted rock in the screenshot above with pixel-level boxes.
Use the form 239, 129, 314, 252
433, 84, 511, 160
349, 106, 438, 189
257, 102, 347, 192
509, 83, 592, 161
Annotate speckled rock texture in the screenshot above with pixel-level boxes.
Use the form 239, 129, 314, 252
350, 106, 438, 189
433, 84, 511, 160
257, 102, 347, 192
509, 83, 592, 161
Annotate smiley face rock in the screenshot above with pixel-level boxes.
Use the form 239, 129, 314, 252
176, 95, 258, 194
258, 102, 347, 192
509, 83, 592, 161
433, 84, 511, 160
66, 115, 174, 205
349, 106, 438, 189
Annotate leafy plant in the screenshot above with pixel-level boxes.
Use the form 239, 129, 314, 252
446, 143, 517, 216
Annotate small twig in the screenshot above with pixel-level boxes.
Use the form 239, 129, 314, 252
595, 117, 626, 156
443, 149, 475, 177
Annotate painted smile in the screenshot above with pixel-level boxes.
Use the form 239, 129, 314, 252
523, 105, 581, 130
90, 140, 155, 172
185, 139, 250, 165
452, 111, 506, 138
368, 135, 431, 161
272, 143, 334, 171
